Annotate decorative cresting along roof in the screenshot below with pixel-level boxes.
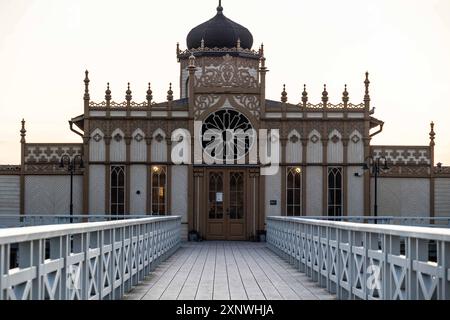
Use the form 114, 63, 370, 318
85, 75, 186, 109
271, 75, 372, 109
186, 1, 253, 50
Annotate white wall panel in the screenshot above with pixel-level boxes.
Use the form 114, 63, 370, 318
171, 165, 188, 223
25, 175, 82, 215
306, 166, 323, 216
89, 165, 105, 214
0, 175, 20, 226
372, 178, 430, 217
130, 165, 147, 215
347, 166, 364, 216
265, 169, 281, 217
435, 178, 450, 217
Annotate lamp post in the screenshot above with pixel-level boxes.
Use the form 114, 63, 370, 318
362, 156, 389, 222
60, 155, 84, 223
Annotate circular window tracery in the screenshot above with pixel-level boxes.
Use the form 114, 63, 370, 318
201, 109, 255, 162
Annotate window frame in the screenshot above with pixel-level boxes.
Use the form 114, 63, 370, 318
150, 165, 167, 216
327, 166, 343, 217
286, 167, 302, 216
110, 165, 126, 216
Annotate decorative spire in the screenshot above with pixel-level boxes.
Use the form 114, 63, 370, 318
322, 84, 329, 105
84, 70, 90, 101
20, 119, 26, 144
281, 84, 288, 103
201, 38, 205, 48
260, 43, 264, 56
146, 83, 153, 104
217, 0, 223, 13
189, 52, 196, 68
430, 121, 436, 147
260, 56, 266, 69
167, 83, 174, 101
302, 84, 308, 106
176, 42, 180, 55
342, 84, 349, 106
105, 83, 111, 102
126, 83, 132, 102
364, 72, 371, 105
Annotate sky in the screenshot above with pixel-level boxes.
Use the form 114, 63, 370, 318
0, 0, 449, 165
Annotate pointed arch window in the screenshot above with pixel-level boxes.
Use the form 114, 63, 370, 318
111, 166, 125, 215
287, 167, 302, 216
327, 167, 343, 216
151, 166, 167, 215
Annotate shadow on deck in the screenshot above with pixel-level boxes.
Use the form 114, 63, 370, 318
123, 242, 334, 300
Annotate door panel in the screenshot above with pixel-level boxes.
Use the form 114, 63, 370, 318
227, 171, 245, 240
207, 172, 226, 239
206, 170, 246, 240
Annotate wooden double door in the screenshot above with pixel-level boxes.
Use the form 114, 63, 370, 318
206, 169, 246, 240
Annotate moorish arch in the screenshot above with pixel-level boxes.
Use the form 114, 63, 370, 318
151, 128, 167, 162
110, 128, 126, 162
327, 129, 343, 164
286, 129, 302, 164
348, 129, 364, 163
131, 128, 146, 162
307, 129, 323, 164
89, 128, 105, 162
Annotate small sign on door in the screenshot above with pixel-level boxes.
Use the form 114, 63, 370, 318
216, 192, 223, 203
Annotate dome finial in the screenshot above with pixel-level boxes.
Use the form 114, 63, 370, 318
430, 121, 436, 147
217, 0, 223, 13
281, 84, 288, 103
302, 84, 308, 106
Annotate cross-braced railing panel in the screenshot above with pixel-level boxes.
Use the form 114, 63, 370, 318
0, 216, 181, 300
266, 217, 450, 300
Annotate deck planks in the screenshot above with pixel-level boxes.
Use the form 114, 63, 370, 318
123, 242, 335, 301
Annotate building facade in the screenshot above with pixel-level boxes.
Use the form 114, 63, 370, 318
1, 4, 450, 240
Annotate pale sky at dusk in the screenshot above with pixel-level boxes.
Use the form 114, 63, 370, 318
0, 0, 449, 165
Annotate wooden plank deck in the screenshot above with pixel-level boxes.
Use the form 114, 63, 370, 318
123, 242, 335, 301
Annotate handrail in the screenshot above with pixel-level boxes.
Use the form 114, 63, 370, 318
0, 216, 182, 300
0, 215, 167, 228
0, 217, 179, 245
266, 216, 450, 300
268, 217, 450, 242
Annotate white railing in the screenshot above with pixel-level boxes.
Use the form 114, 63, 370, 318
266, 217, 450, 300
0, 216, 181, 300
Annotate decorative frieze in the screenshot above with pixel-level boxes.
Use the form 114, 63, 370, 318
372, 146, 431, 165
194, 54, 259, 89
25, 144, 83, 164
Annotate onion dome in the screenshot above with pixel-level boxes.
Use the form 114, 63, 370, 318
186, 2, 253, 50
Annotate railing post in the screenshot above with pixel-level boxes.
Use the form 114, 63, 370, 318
0, 244, 4, 300
442, 240, 450, 299
18, 239, 41, 300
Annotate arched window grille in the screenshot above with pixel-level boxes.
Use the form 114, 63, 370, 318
151, 166, 167, 215
328, 167, 343, 216
111, 166, 125, 215
201, 109, 255, 162
287, 167, 302, 216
